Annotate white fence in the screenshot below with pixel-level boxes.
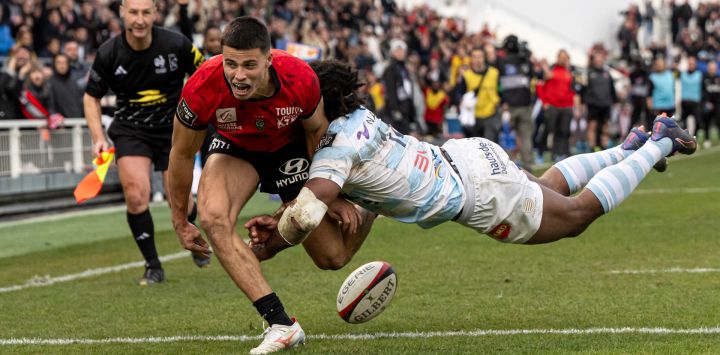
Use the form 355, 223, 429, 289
0, 119, 94, 178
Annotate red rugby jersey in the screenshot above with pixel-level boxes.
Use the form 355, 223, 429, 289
176, 49, 321, 152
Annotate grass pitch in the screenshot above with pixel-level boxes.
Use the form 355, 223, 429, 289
1, 148, 719, 354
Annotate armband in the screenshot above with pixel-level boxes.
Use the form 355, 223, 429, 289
278, 187, 328, 245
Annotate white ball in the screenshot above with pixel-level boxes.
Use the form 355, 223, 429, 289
336, 261, 397, 324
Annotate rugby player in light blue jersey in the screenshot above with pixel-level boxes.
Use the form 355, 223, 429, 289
246, 60, 696, 262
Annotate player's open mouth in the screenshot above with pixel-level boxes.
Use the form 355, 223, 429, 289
233, 83, 251, 95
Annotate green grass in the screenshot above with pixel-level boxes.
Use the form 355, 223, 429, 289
1, 149, 720, 354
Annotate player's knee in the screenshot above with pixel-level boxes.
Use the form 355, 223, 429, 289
314, 254, 350, 270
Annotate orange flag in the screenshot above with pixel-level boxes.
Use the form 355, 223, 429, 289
74, 148, 116, 204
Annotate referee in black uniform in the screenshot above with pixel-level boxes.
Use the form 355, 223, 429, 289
83, 0, 204, 285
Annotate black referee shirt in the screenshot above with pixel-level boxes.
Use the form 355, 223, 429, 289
86, 26, 204, 128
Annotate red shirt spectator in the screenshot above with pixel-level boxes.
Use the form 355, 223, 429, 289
543, 64, 575, 108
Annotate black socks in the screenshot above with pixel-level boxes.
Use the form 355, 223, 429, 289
253, 292, 293, 326
127, 209, 161, 269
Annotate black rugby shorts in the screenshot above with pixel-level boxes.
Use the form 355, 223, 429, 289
107, 121, 173, 171
206, 134, 310, 202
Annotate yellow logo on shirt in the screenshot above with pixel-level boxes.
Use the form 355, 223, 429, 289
129, 90, 167, 106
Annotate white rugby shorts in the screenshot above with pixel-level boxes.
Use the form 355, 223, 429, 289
441, 138, 543, 243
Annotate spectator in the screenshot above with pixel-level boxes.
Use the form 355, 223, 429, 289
701, 60, 720, 148
0, 4, 14, 55
648, 56, 676, 116
19, 64, 57, 121
541, 50, 576, 161
498, 34, 536, 171
366, 70, 385, 113
423, 79, 449, 139
644, 0, 655, 45
62, 40, 89, 89
679, 55, 702, 134
15, 25, 34, 52
2, 45, 33, 98
0, 47, 27, 119
454, 47, 501, 142
41, 8, 65, 50
354, 41, 376, 72
201, 25, 221, 58
617, 17, 638, 62
48, 53, 83, 118
38, 36, 61, 58
381, 39, 416, 134
583, 51, 617, 150
672, 0, 692, 43
76, 1, 100, 49
629, 58, 651, 128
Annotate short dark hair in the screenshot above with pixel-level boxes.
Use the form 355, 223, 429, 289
221, 16, 271, 52
309, 60, 365, 121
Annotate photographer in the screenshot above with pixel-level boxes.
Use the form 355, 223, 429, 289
497, 35, 538, 171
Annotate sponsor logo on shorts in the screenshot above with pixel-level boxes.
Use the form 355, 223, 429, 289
177, 98, 198, 126
316, 133, 336, 152
522, 198, 535, 214
215, 108, 238, 130
478, 141, 507, 175
276, 158, 310, 188
489, 223, 511, 240
208, 138, 230, 151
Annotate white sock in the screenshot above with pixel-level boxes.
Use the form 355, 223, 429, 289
554, 146, 633, 194
586, 138, 673, 213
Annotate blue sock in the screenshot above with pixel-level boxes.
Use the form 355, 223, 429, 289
586, 138, 673, 213
554, 146, 633, 194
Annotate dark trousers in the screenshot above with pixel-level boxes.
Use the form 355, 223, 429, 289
630, 96, 651, 128
544, 106, 572, 159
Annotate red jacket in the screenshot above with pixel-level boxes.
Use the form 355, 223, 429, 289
543, 65, 575, 108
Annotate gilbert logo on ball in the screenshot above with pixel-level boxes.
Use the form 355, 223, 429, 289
336, 261, 397, 324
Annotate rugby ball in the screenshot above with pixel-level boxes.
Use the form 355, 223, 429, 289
336, 261, 397, 324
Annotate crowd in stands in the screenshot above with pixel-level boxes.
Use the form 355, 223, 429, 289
1, 0, 718, 173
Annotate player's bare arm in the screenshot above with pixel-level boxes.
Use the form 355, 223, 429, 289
301, 97, 329, 157
82, 93, 109, 156
167, 117, 210, 256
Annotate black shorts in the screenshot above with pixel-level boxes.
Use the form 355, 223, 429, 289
108, 121, 172, 171
587, 105, 611, 123
206, 134, 309, 202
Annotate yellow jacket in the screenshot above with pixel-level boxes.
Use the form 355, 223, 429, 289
463, 67, 500, 119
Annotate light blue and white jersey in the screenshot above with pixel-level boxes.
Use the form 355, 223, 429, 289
309, 107, 465, 228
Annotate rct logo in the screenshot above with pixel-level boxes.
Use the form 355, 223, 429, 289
279, 158, 309, 175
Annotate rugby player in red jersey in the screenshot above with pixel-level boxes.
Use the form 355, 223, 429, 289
167, 17, 373, 354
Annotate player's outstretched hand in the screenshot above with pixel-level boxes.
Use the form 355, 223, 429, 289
176, 222, 211, 258
328, 198, 361, 235
245, 214, 277, 245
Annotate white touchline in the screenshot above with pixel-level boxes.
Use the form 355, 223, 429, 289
3, 327, 720, 345
633, 187, 720, 195
0, 251, 190, 294
609, 267, 720, 275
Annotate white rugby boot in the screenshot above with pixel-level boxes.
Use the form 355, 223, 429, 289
249, 318, 305, 354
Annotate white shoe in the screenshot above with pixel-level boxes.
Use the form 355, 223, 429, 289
249, 318, 305, 354
703, 140, 712, 150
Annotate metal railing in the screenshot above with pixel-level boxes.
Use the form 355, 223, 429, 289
0, 119, 94, 178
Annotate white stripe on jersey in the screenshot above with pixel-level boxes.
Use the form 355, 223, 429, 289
309, 107, 465, 228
